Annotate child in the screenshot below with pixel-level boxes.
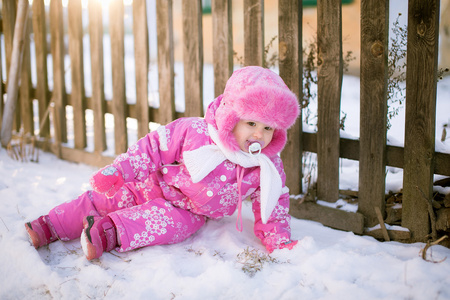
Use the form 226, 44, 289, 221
25, 66, 300, 260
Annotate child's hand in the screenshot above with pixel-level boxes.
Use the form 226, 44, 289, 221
268, 240, 298, 253
90, 165, 124, 198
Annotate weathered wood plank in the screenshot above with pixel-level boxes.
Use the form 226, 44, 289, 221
290, 201, 365, 235
109, 0, 128, 154
0, 33, 3, 131
358, 0, 389, 227
244, 0, 264, 67
279, 0, 302, 195
156, 0, 175, 125
182, 0, 203, 117
88, 0, 107, 153
212, 0, 233, 98
316, 0, 343, 202
303, 132, 450, 177
49, 0, 68, 147
0, 0, 29, 147
402, 0, 440, 241
32, 0, 50, 137
365, 227, 411, 241
2, 0, 17, 76
133, 0, 150, 138
2, 0, 20, 134
19, 19, 33, 134
68, 0, 86, 149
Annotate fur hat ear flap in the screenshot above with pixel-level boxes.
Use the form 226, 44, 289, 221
261, 129, 287, 157
215, 102, 241, 152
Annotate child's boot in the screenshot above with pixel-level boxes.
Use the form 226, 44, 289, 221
25, 215, 58, 249
81, 215, 117, 260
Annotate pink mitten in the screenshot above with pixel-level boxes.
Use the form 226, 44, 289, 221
268, 240, 298, 253
90, 165, 124, 198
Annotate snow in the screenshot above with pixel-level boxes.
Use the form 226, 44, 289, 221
1, 73, 450, 299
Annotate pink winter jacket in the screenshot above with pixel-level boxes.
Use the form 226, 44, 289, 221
112, 106, 293, 252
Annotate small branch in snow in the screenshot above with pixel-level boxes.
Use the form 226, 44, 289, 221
420, 235, 448, 263
0, 216, 9, 232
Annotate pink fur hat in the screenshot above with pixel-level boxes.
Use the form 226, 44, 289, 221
207, 66, 300, 156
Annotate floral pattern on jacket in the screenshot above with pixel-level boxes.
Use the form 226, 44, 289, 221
112, 114, 293, 252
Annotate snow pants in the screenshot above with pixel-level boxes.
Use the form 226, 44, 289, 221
47, 183, 206, 252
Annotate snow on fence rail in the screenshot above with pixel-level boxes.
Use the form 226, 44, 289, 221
0, 0, 449, 242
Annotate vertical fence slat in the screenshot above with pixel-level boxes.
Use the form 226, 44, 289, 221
88, 0, 107, 153
68, 0, 86, 149
1, 0, 29, 147
2, 0, 17, 76
402, 0, 440, 241
109, 0, 128, 154
182, 0, 203, 117
133, 0, 150, 138
0, 36, 3, 133
50, 0, 67, 148
20, 18, 33, 134
3, 0, 22, 133
212, 0, 233, 98
358, 0, 389, 227
156, 0, 175, 125
244, 0, 264, 67
279, 0, 302, 194
1, 1, 18, 134
316, 0, 343, 202
32, 0, 50, 137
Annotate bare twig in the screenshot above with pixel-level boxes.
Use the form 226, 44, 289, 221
0, 216, 9, 232
374, 206, 390, 241
416, 186, 437, 240
421, 235, 448, 263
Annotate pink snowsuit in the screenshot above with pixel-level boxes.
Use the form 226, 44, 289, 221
46, 66, 300, 254
47, 103, 293, 253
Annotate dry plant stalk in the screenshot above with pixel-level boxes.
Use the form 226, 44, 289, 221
7, 132, 39, 163
421, 235, 448, 263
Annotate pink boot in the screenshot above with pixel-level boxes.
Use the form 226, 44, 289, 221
25, 215, 58, 249
80, 215, 117, 260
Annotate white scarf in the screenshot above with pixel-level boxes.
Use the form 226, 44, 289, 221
183, 124, 283, 224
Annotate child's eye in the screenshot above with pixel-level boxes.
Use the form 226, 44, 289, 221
265, 126, 273, 131
247, 122, 256, 127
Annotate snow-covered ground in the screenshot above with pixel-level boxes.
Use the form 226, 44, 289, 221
1, 149, 450, 300
1, 73, 449, 299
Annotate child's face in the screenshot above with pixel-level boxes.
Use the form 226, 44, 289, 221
232, 119, 274, 153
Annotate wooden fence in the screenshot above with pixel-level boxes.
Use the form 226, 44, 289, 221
0, 0, 449, 242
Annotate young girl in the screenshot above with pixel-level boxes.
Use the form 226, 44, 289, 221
25, 66, 300, 260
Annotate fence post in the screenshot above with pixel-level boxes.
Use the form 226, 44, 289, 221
244, 0, 264, 67
88, 0, 107, 153
156, 0, 175, 125
109, 0, 128, 154
68, 0, 87, 150
182, 0, 204, 117
212, 0, 233, 98
19, 17, 33, 135
279, 0, 303, 195
32, 0, 50, 138
358, 0, 389, 227
316, 0, 343, 202
402, 0, 440, 241
50, 0, 68, 152
0, 0, 29, 147
133, 0, 150, 138
0, 0, 18, 135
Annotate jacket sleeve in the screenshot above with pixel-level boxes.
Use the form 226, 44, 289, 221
112, 118, 189, 183
251, 155, 294, 252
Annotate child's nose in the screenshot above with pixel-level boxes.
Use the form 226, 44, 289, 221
253, 128, 263, 139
